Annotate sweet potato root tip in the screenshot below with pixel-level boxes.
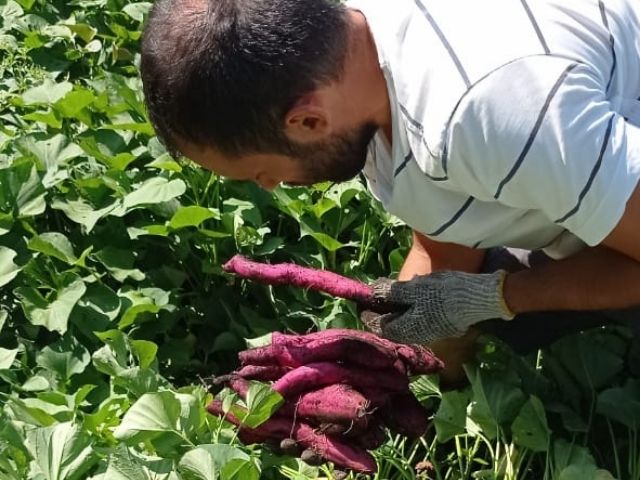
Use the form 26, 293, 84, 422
223, 255, 374, 303
238, 344, 280, 366
300, 449, 325, 466
396, 344, 445, 375
280, 438, 303, 456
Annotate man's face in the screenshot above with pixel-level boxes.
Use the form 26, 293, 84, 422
179, 122, 377, 190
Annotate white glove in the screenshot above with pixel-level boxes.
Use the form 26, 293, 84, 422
365, 270, 515, 345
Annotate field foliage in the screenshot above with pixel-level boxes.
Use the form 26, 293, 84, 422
1, 1, 639, 479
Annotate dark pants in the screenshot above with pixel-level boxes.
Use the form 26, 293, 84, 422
476, 247, 640, 354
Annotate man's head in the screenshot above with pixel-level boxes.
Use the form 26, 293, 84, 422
141, 0, 380, 189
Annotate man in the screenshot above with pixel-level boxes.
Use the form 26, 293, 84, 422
140, 0, 640, 384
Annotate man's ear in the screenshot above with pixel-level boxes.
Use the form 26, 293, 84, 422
283, 91, 331, 143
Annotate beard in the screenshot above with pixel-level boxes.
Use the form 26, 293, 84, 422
284, 122, 378, 185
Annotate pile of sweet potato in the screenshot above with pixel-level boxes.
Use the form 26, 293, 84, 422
206, 329, 444, 475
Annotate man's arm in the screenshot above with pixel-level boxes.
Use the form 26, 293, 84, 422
398, 230, 485, 280
603, 182, 640, 263
504, 182, 640, 315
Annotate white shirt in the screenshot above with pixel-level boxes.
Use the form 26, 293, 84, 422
348, 0, 640, 258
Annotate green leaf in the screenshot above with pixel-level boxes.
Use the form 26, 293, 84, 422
0, 348, 18, 369
464, 365, 526, 439
0, 163, 46, 217
118, 303, 161, 329
103, 444, 178, 480
114, 390, 202, 445
92, 329, 129, 376
0, 246, 23, 287
0, 309, 7, 333
233, 381, 283, 429
18, 134, 83, 170
114, 391, 181, 442
596, 379, 640, 429
28, 232, 77, 264
130, 340, 158, 369
6, 397, 57, 427
21, 80, 73, 105
54, 89, 95, 118
65, 24, 97, 43
21, 375, 51, 392
36, 334, 90, 382
122, 2, 152, 22
51, 198, 115, 232
111, 178, 186, 216
552, 439, 597, 480
22, 110, 62, 129
548, 333, 624, 391
244, 333, 273, 349
147, 154, 183, 172
0, 33, 19, 51
78, 283, 121, 321
222, 458, 260, 480
307, 232, 344, 252
511, 396, 550, 452
117, 288, 173, 328
25, 422, 96, 480
16, 276, 87, 334
169, 205, 219, 229
94, 247, 145, 282
434, 390, 470, 442
178, 444, 251, 480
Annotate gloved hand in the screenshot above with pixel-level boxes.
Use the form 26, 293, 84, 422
361, 270, 515, 345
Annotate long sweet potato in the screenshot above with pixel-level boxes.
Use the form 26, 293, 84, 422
239, 336, 404, 373
207, 399, 376, 473
224, 377, 376, 431
272, 362, 408, 398
275, 329, 443, 375
223, 255, 374, 304
294, 423, 377, 473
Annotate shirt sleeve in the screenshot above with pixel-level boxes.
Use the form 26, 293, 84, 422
445, 55, 640, 246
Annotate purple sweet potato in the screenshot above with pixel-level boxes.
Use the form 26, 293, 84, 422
273, 332, 405, 373
239, 337, 403, 373
238, 329, 443, 376
207, 399, 376, 473
279, 384, 372, 428
294, 423, 377, 473
226, 376, 251, 397
207, 399, 292, 438
272, 362, 408, 398
276, 329, 443, 375
223, 255, 374, 304
236, 364, 292, 381
379, 392, 428, 438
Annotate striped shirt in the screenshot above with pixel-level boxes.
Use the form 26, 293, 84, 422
349, 0, 640, 258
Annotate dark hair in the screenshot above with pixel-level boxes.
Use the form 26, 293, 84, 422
141, 0, 349, 158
